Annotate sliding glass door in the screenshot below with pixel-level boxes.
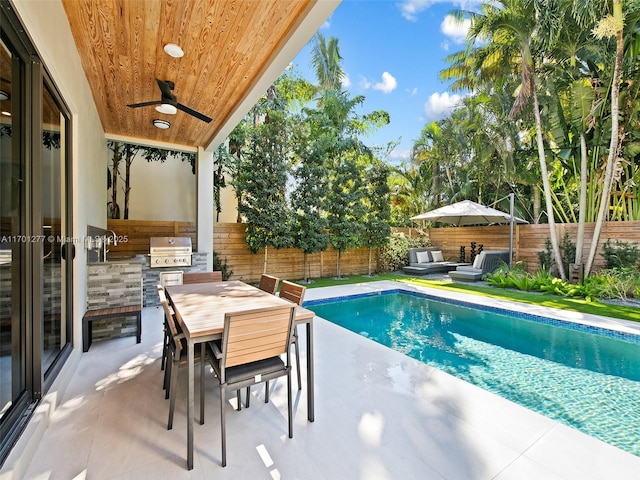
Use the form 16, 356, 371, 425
0, 1, 73, 463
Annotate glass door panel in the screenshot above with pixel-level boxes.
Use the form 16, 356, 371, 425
41, 83, 65, 374
0, 37, 24, 423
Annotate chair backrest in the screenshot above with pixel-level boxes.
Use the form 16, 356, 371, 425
258, 274, 279, 295
279, 280, 306, 306
183, 271, 223, 284
479, 251, 510, 274
222, 305, 295, 369
157, 284, 183, 355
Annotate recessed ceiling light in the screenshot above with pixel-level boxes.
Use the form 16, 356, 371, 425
1, 111, 11, 117
164, 43, 184, 58
0, 90, 9, 101
152, 119, 171, 129
155, 103, 177, 115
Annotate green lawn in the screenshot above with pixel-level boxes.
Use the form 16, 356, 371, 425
299, 273, 640, 323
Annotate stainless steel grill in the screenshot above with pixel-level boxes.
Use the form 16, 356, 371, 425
149, 237, 192, 268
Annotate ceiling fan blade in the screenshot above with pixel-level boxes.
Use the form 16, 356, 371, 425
176, 103, 212, 123
127, 100, 162, 108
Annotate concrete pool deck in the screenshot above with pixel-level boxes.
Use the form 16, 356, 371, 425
11, 280, 640, 479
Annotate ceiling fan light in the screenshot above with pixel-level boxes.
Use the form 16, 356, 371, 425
152, 119, 171, 129
0, 90, 9, 101
155, 103, 177, 115
164, 43, 184, 58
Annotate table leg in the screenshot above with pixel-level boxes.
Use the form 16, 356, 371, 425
187, 340, 194, 470
306, 320, 314, 422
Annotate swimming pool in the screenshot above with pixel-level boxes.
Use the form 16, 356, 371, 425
306, 289, 640, 457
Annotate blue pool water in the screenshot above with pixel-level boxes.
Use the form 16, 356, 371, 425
306, 290, 640, 457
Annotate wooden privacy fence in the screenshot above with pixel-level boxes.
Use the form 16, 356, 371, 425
107, 220, 639, 282
425, 221, 640, 272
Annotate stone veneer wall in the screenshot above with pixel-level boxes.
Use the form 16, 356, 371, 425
86, 260, 143, 342
142, 252, 208, 307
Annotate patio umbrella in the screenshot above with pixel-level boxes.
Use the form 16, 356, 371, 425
411, 196, 528, 265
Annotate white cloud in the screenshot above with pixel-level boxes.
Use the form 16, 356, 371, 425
359, 76, 372, 90
321, 20, 331, 29
373, 72, 397, 94
389, 149, 411, 162
441, 14, 470, 44
398, 0, 483, 21
406, 87, 419, 96
424, 91, 463, 120
341, 73, 351, 88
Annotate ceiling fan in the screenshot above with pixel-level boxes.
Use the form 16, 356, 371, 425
127, 78, 212, 123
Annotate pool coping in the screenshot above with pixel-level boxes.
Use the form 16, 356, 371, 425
302, 280, 640, 340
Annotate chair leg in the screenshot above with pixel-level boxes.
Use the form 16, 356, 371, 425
293, 332, 302, 391
287, 371, 293, 438
265, 381, 270, 403
236, 390, 242, 411
167, 359, 179, 430
200, 353, 205, 425
245, 386, 250, 408
220, 385, 227, 467
164, 356, 172, 399
161, 326, 168, 371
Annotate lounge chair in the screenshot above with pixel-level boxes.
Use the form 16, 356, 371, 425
402, 247, 465, 275
449, 250, 510, 281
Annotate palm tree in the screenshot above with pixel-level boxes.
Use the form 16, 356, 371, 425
310, 32, 345, 92
443, 0, 566, 278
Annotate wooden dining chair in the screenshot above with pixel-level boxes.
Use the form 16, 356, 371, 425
206, 304, 296, 467
157, 285, 206, 430
278, 281, 306, 391
258, 273, 279, 295
183, 271, 223, 284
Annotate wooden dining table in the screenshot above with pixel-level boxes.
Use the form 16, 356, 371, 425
165, 280, 315, 470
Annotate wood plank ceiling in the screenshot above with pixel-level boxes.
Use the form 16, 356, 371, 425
61, 0, 315, 149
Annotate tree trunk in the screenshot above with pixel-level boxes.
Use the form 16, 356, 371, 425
532, 187, 540, 224
368, 247, 373, 276
585, 2, 623, 277
336, 250, 342, 278
532, 87, 565, 279
263, 245, 268, 274
575, 132, 588, 264
303, 252, 309, 283
123, 145, 133, 220
110, 143, 121, 219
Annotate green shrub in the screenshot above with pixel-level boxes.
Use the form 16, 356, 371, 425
583, 267, 640, 300
378, 232, 430, 272
212, 250, 233, 280
537, 238, 553, 272
601, 239, 640, 269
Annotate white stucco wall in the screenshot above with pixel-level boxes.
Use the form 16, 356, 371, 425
11, 0, 107, 350
108, 151, 196, 222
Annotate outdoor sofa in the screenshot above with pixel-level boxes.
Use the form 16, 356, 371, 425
448, 250, 510, 282
402, 247, 467, 275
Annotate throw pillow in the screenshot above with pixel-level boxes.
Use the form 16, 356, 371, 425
431, 250, 444, 262
415, 250, 431, 263
472, 252, 485, 269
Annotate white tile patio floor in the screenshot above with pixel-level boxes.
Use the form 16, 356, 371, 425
20, 281, 640, 479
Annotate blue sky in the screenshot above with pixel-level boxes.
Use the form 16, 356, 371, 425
290, 0, 481, 164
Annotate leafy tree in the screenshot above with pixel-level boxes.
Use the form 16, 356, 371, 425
362, 162, 391, 275
233, 96, 292, 272
326, 152, 365, 279
290, 133, 330, 283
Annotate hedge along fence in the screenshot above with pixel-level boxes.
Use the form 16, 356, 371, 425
107, 219, 639, 282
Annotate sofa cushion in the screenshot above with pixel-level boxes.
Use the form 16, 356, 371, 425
415, 250, 431, 263
472, 252, 485, 269
431, 250, 444, 262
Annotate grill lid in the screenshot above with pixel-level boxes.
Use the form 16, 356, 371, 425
149, 236, 192, 254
